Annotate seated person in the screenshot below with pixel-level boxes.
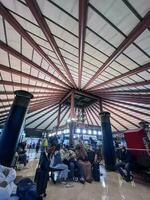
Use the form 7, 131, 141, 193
75, 144, 92, 183
116, 146, 134, 182
50, 144, 73, 187
0, 164, 16, 200
60, 145, 76, 181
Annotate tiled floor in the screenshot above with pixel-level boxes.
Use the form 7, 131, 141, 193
17, 159, 150, 200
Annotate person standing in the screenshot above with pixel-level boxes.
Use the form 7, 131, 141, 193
36, 151, 50, 199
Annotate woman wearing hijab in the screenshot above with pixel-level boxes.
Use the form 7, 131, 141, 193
75, 144, 92, 183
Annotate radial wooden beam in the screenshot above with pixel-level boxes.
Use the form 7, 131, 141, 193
33, 105, 62, 130
103, 100, 150, 117
92, 80, 150, 93
100, 93, 150, 101
28, 100, 59, 113
87, 106, 99, 126
27, 102, 58, 119
102, 95, 150, 105
85, 108, 93, 125
103, 102, 145, 122
88, 62, 150, 91
78, 0, 88, 88
104, 99, 150, 111
0, 64, 68, 90
26, 104, 59, 127
59, 90, 72, 105
0, 2, 73, 86
93, 103, 139, 128
0, 41, 69, 88
83, 10, 150, 89
29, 97, 61, 109
74, 89, 99, 100
91, 103, 120, 132
56, 104, 61, 133
44, 105, 67, 131
97, 89, 150, 95
58, 106, 70, 127
70, 91, 75, 119
25, 0, 76, 88
103, 105, 139, 128
0, 80, 66, 92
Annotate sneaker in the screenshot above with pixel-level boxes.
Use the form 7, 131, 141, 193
79, 177, 85, 184
65, 183, 74, 188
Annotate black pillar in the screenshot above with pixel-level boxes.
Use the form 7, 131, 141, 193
68, 120, 76, 148
100, 112, 116, 170
0, 90, 33, 167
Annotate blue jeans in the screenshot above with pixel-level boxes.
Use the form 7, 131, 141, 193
52, 164, 69, 180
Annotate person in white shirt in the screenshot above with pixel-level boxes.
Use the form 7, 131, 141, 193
0, 165, 16, 200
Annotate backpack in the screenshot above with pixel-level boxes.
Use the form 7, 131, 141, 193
17, 178, 38, 200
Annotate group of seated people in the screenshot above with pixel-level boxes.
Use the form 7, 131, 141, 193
40, 142, 102, 185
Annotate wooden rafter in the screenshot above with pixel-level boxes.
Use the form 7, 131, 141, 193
78, 0, 88, 88
0, 40, 69, 88
83, 10, 150, 89
25, 0, 76, 88
88, 62, 150, 91
0, 2, 73, 86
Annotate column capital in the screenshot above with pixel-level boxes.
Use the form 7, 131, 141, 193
99, 112, 110, 118
14, 90, 33, 99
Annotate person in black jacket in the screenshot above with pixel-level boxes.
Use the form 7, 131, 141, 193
116, 147, 134, 182
36, 151, 50, 199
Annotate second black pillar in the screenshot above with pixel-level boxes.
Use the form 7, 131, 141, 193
100, 112, 116, 170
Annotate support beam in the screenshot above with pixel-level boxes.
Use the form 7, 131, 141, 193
0, 2, 72, 86
29, 97, 60, 109
28, 100, 59, 113
26, 104, 59, 127
92, 80, 150, 93
103, 102, 144, 123
34, 105, 63, 130
0, 40, 69, 88
102, 95, 150, 105
59, 107, 70, 127
74, 89, 99, 100
0, 80, 65, 92
103, 100, 150, 117
93, 104, 127, 132
97, 92, 150, 97
27, 102, 58, 119
44, 105, 67, 130
96, 88, 150, 95
104, 99, 150, 111
70, 91, 75, 119
85, 108, 93, 125
59, 90, 72, 105
56, 104, 61, 133
25, 0, 76, 87
87, 106, 99, 126
83, 10, 150, 89
93, 103, 139, 128
88, 62, 150, 90
0, 64, 68, 90
78, 0, 88, 88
